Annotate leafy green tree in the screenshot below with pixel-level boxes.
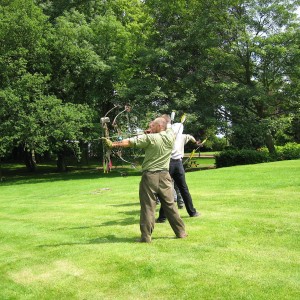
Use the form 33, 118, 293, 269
47, 1, 153, 125
2, 0, 299, 171
0, 0, 51, 85
0, 0, 50, 163
48, 10, 109, 109
0, 0, 95, 170
0, 72, 94, 171
142, 0, 300, 150
199, 0, 300, 152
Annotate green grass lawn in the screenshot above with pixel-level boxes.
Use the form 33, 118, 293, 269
0, 160, 299, 299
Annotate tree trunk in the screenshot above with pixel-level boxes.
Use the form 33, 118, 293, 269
265, 132, 276, 154
57, 151, 67, 172
24, 149, 37, 172
0, 159, 3, 181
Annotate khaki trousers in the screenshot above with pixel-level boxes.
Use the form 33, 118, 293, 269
139, 171, 186, 242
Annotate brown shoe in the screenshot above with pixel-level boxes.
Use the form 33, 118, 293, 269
177, 233, 188, 239
136, 238, 151, 243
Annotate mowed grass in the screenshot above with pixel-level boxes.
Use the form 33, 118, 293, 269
0, 160, 299, 299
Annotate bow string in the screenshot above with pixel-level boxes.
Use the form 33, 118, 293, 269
101, 104, 141, 173
183, 138, 208, 168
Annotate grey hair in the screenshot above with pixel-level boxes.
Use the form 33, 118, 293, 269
161, 114, 171, 124
153, 117, 167, 130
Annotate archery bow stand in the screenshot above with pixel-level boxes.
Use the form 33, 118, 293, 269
100, 113, 136, 173
101, 116, 112, 173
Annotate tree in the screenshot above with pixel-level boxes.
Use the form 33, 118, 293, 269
47, 1, 152, 115
0, 72, 94, 171
0, 0, 95, 170
134, 0, 211, 130
199, 0, 300, 152
0, 0, 51, 165
142, 0, 300, 149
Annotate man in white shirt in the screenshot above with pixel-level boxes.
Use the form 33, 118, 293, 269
156, 116, 201, 223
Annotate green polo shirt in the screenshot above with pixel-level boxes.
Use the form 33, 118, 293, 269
129, 129, 175, 172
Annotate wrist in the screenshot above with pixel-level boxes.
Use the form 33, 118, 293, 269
112, 141, 123, 147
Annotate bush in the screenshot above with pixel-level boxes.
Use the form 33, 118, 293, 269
277, 143, 300, 160
215, 143, 300, 168
215, 149, 270, 168
261, 143, 300, 161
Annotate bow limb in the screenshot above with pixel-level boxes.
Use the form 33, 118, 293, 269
112, 105, 131, 126
183, 137, 208, 167
114, 148, 137, 169
110, 105, 138, 168
112, 105, 131, 138
180, 113, 187, 124
171, 110, 176, 124
183, 149, 196, 166
104, 104, 121, 117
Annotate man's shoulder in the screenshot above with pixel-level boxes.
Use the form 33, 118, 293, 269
162, 128, 175, 138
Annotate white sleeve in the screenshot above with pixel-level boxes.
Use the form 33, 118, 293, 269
171, 123, 184, 159
184, 134, 196, 144
171, 123, 183, 136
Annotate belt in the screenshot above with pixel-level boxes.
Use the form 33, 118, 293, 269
143, 169, 168, 174
170, 158, 181, 161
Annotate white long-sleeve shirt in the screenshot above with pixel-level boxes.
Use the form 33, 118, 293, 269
169, 122, 183, 160
169, 123, 196, 159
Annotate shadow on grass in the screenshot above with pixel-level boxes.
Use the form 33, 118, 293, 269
109, 203, 139, 207
0, 158, 211, 186
38, 234, 178, 246
55, 217, 138, 231
38, 235, 136, 246
0, 166, 142, 186
100, 216, 139, 226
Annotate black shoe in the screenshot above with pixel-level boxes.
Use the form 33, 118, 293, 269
190, 212, 201, 217
178, 204, 184, 209
156, 218, 166, 223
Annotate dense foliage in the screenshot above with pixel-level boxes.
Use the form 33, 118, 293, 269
1, 0, 299, 170
215, 142, 300, 167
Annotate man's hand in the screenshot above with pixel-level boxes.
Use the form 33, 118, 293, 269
101, 137, 113, 149
144, 128, 151, 134
196, 140, 203, 147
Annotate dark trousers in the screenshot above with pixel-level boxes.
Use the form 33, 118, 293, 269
158, 159, 197, 219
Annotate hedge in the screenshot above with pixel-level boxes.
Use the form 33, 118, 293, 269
215, 143, 300, 168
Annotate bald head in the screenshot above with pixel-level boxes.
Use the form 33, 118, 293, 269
151, 117, 167, 133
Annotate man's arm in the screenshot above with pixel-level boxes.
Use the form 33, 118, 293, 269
102, 138, 132, 148
111, 139, 132, 148
184, 134, 203, 146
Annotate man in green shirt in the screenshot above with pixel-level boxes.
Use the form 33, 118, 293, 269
103, 117, 187, 243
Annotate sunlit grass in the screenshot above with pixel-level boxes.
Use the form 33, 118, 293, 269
0, 160, 299, 299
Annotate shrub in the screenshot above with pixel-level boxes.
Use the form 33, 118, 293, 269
215, 149, 270, 168
215, 143, 300, 168
260, 143, 300, 161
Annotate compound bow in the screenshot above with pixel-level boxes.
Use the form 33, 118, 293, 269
101, 104, 139, 173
